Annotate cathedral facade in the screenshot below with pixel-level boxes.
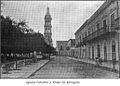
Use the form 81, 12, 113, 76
44, 7, 53, 47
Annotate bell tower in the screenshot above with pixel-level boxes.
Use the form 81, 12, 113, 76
44, 7, 53, 47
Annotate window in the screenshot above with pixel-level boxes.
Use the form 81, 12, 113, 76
82, 34, 84, 39
48, 22, 51, 25
112, 41, 116, 53
97, 23, 100, 30
85, 32, 87, 37
88, 46, 90, 59
104, 43, 107, 61
97, 44, 100, 57
79, 36, 81, 42
112, 40, 116, 60
111, 13, 115, 27
66, 47, 70, 50
92, 46, 94, 60
103, 20, 107, 28
60, 46, 63, 50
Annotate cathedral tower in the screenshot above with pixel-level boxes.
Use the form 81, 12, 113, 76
44, 7, 53, 47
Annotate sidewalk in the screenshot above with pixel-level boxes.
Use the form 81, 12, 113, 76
1, 59, 49, 79
67, 56, 119, 73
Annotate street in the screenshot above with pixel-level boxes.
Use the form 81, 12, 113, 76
29, 56, 118, 79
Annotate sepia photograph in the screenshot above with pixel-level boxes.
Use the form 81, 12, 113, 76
0, 0, 120, 82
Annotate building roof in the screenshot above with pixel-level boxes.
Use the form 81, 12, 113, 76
74, 20, 88, 35
87, 1, 112, 25
56, 41, 68, 43
68, 39, 75, 42
74, 1, 113, 35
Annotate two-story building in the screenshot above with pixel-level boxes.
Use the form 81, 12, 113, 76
56, 39, 76, 56
56, 41, 68, 56
75, 1, 120, 62
67, 39, 76, 57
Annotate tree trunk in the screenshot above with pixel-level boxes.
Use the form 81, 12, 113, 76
15, 54, 17, 70
49, 54, 50, 60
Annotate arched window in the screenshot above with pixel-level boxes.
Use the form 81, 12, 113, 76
112, 40, 116, 60
111, 13, 115, 28
103, 20, 107, 27
97, 44, 100, 57
92, 46, 94, 60
104, 42, 107, 61
112, 40, 116, 53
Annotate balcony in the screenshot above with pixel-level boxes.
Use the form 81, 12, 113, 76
83, 19, 119, 44
75, 42, 84, 47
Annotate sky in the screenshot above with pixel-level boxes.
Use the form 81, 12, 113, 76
2, 1, 105, 47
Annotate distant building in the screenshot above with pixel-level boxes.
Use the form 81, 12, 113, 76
56, 41, 68, 55
66, 39, 76, 57
44, 7, 53, 47
56, 39, 76, 56
75, 1, 120, 61
67, 39, 75, 48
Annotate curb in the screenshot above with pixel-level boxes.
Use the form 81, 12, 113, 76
67, 57, 119, 73
27, 60, 50, 78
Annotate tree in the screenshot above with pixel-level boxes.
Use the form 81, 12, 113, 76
1, 15, 55, 61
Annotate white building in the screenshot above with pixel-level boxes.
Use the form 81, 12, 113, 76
56, 41, 68, 56
75, 1, 120, 62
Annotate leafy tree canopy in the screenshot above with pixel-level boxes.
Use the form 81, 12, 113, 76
1, 15, 55, 55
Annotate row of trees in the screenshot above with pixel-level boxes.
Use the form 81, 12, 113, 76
1, 15, 56, 62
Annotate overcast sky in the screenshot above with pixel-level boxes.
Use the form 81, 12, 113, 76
2, 1, 104, 47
